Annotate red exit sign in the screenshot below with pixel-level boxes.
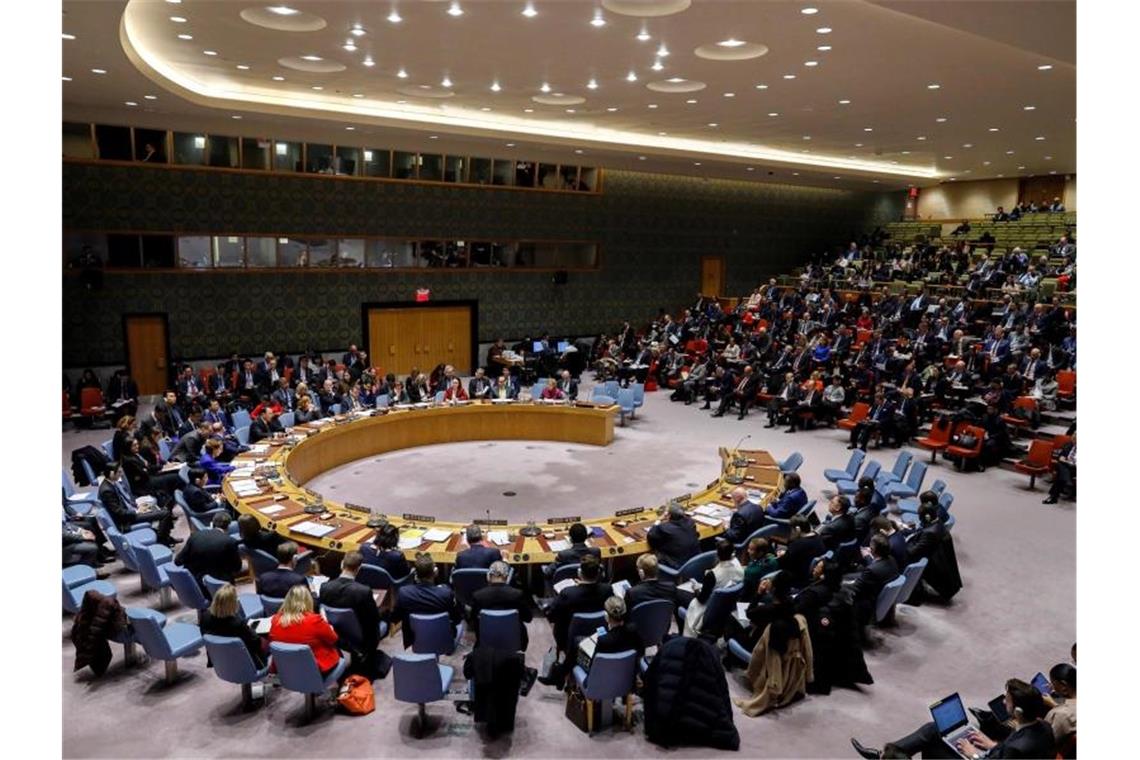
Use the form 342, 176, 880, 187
415, 288, 431, 302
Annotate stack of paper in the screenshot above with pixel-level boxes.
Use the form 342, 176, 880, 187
230, 479, 262, 497
734, 602, 750, 626
694, 503, 732, 520
258, 504, 286, 515
247, 444, 270, 454
422, 528, 453, 543
487, 531, 511, 546
692, 513, 724, 527
612, 579, 632, 599
397, 529, 426, 550
547, 539, 571, 552
289, 520, 336, 538
553, 578, 577, 594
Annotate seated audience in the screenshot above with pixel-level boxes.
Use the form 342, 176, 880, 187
360, 523, 411, 580
471, 560, 532, 651
647, 502, 701, 571
683, 539, 744, 638
201, 582, 266, 668
455, 524, 502, 570
319, 550, 384, 678
269, 585, 342, 677
389, 553, 464, 649
175, 512, 242, 586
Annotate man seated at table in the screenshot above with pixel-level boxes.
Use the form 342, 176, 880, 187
467, 368, 492, 400
471, 560, 533, 651
544, 522, 602, 580
764, 473, 808, 521
492, 373, 517, 400
99, 461, 178, 547
182, 467, 235, 518
626, 553, 690, 611
175, 512, 242, 587
389, 553, 464, 649
721, 486, 765, 546
256, 541, 313, 604
248, 407, 284, 444
538, 555, 612, 687
647, 502, 700, 571
455, 525, 502, 570
319, 550, 385, 678
557, 370, 579, 400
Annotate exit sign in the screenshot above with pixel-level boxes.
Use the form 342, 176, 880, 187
415, 288, 431, 302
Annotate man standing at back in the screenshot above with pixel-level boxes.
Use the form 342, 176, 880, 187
320, 551, 384, 677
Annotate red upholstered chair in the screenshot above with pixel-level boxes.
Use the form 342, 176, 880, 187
1056, 370, 1075, 404
944, 425, 986, 471
1014, 439, 1055, 489
1000, 396, 1037, 430
837, 402, 869, 431
79, 387, 109, 427
854, 329, 872, 349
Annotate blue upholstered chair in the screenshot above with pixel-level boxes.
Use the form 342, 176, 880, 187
166, 565, 209, 616
616, 387, 636, 426
234, 426, 251, 446
450, 568, 489, 608
630, 382, 645, 416
323, 605, 389, 651
897, 558, 929, 605
393, 653, 454, 738
203, 634, 271, 710
834, 538, 860, 570
837, 459, 882, 495
259, 595, 285, 616
734, 523, 781, 553
62, 469, 98, 514
158, 438, 173, 462
824, 449, 865, 483
356, 563, 411, 590
62, 565, 118, 614
777, 451, 804, 474
677, 550, 718, 583
269, 642, 348, 721
277, 411, 295, 429
882, 460, 927, 500
478, 609, 521, 652
241, 546, 279, 579
126, 607, 204, 684
551, 563, 581, 586
692, 581, 743, 641
128, 533, 174, 605
874, 575, 908, 626
101, 439, 115, 460
375, 394, 390, 409
230, 409, 252, 431
572, 650, 638, 733
567, 610, 606, 653
409, 612, 464, 656
629, 599, 673, 649
881, 450, 914, 484
202, 574, 265, 620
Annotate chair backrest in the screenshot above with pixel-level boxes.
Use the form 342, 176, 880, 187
106, 527, 140, 572
905, 460, 928, 491
617, 387, 635, 412
375, 394, 390, 409
61, 469, 80, 499
479, 609, 522, 652
603, 380, 621, 398
1056, 370, 1075, 393
631, 382, 645, 405
204, 634, 263, 683
1011, 396, 1037, 414
846, 402, 870, 423
410, 612, 458, 655
450, 568, 490, 607
890, 450, 913, 480
531, 383, 545, 399
393, 654, 446, 704
835, 538, 860, 569
130, 537, 169, 591
567, 611, 607, 649
323, 606, 365, 650
82, 459, 98, 487
590, 393, 615, 406
861, 460, 883, 482
874, 575, 907, 623
845, 449, 866, 477
80, 387, 105, 411
278, 412, 295, 429
551, 563, 581, 585
677, 550, 718, 583
581, 650, 638, 701
939, 492, 954, 512
795, 498, 817, 520
244, 547, 279, 577
780, 452, 803, 473
234, 426, 250, 446
356, 563, 405, 590
259, 595, 285, 615
202, 574, 226, 598
629, 599, 674, 648
897, 558, 929, 604
268, 642, 326, 694
738, 523, 781, 550
101, 439, 115, 460
925, 419, 954, 446
1024, 439, 1054, 468
700, 581, 744, 639
126, 607, 173, 659
434, 391, 445, 404
158, 438, 173, 462
231, 410, 252, 430
930, 479, 947, 495
167, 565, 209, 611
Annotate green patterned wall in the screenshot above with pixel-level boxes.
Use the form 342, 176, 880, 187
62, 163, 902, 366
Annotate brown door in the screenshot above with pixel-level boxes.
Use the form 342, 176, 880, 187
367, 305, 473, 377
700, 256, 725, 298
124, 314, 169, 395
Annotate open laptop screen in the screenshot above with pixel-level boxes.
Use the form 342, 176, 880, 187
930, 693, 969, 735
533, 341, 545, 353
557, 341, 570, 352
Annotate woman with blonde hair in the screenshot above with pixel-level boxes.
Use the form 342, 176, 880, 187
268, 585, 341, 675
201, 582, 265, 667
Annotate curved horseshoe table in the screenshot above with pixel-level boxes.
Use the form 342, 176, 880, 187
222, 401, 784, 566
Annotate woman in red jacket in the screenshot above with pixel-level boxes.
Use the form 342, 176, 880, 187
269, 585, 342, 675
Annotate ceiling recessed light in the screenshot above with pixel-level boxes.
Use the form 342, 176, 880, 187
927, 83, 941, 89
124, 101, 138, 107
1037, 64, 1053, 70
267, 6, 299, 15
804, 60, 818, 67
802, 135, 811, 140
943, 155, 952, 159
575, 149, 584, 154
723, 92, 735, 97
343, 41, 357, 52
648, 103, 658, 109
311, 85, 323, 90
658, 131, 668, 135
606, 106, 618, 112
916, 136, 926, 140
855, 143, 863, 147
388, 10, 402, 23
833, 176, 840, 180
539, 82, 551, 93
397, 68, 408, 78
166, 0, 181, 3
1035, 135, 1046, 140
202, 50, 218, 56
936, 117, 947, 122
144, 94, 157, 100
350, 25, 366, 36
717, 38, 746, 48
352, 92, 364, 98
816, 27, 832, 34
441, 75, 453, 87
522, 3, 538, 18
783, 74, 796, 80
566, 108, 576, 113
838, 99, 851, 104
802, 7, 819, 14
231, 114, 242, 119
755, 83, 768, 90
707, 122, 718, 127
447, 2, 464, 17
345, 126, 355, 131
396, 99, 407, 104
863, 127, 873, 132
666, 77, 685, 83
988, 127, 1000, 132
694, 162, 702, 166
236, 64, 250, 70
62, 33, 75, 40
686, 98, 697, 104
901, 151, 911, 155
587, 78, 598, 90
747, 166, 755, 171
91, 68, 107, 74
637, 28, 651, 41
300, 55, 323, 62
997, 174, 1004, 177
1023, 105, 1036, 110
506, 142, 515, 147
626, 71, 638, 82
177, 33, 193, 39
638, 155, 647, 160
524, 107, 534, 112
362, 56, 374, 67
590, 10, 606, 27
170, 16, 187, 23
657, 44, 669, 57
272, 75, 285, 81
489, 80, 502, 92
792, 172, 800, 176
651, 59, 664, 71
982, 160, 990, 165
768, 112, 779, 117
963, 143, 973, 148
1006, 150, 1015, 154
817, 45, 832, 51
1044, 155, 1053, 160
1017, 165, 1025, 169
62, 76, 72, 82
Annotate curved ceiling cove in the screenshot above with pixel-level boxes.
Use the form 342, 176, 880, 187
601, 0, 693, 18
239, 7, 327, 32
277, 56, 346, 73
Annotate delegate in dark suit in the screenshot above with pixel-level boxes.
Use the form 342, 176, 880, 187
471, 583, 532, 651
722, 499, 765, 545
765, 486, 808, 520
817, 512, 856, 550
390, 583, 464, 649
455, 544, 502, 570
595, 622, 644, 658
848, 555, 900, 624
98, 476, 174, 543
175, 527, 242, 585
625, 577, 681, 612
256, 567, 310, 600
547, 581, 613, 652
646, 513, 700, 570
320, 574, 384, 671
360, 544, 411, 580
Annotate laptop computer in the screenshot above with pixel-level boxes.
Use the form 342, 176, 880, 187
533, 341, 545, 353
557, 340, 570, 352
1031, 672, 1051, 696
930, 693, 987, 758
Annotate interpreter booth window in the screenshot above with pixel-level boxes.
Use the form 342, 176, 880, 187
307, 238, 336, 267
245, 237, 277, 268
444, 155, 465, 182
277, 237, 309, 267
63, 122, 94, 159
418, 240, 446, 267
94, 125, 132, 161
335, 146, 361, 176
134, 129, 167, 163
446, 240, 469, 268
393, 151, 417, 179
363, 148, 391, 178
579, 167, 598, 192
560, 165, 581, 190
491, 242, 516, 268
63, 232, 108, 269
538, 163, 560, 189
469, 157, 492, 185
172, 132, 207, 165
207, 135, 239, 168
337, 239, 365, 267
469, 241, 493, 267
241, 138, 271, 170
365, 239, 416, 268
213, 236, 245, 268
306, 144, 334, 174
273, 141, 301, 172
514, 242, 536, 268
177, 236, 211, 268
554, 242, 598, 268
515, 161, 536, 187
107, 234, 143, 268
419, 153, 444, 182
492, 158, 515, 186
141, 235, 176, 268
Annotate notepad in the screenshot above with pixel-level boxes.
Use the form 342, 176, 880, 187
553, 578, 577, 594
678, 579, 701, 594
422, 528, 453, 543
487, 531, 511, 546
258, 504, 286, 515
693, 504, 732, 519
547, 539, 571, 552
397, 529, 426, 550
249, 617, 272, 636
289, 520, 336, 538
612, 580, 631, 599
734, 602, 750, 626
692, 513, 725, 528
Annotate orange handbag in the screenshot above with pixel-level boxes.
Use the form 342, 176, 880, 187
337, 675, 375, 715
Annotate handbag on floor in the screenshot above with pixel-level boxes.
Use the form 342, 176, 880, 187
564, 686, 590, 733
337, 675, 375, 715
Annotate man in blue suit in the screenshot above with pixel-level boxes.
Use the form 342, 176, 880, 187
721, 486, 765, 545
455, 525, 502, 569
389, 554, 463, 649
765, 472, 808, 520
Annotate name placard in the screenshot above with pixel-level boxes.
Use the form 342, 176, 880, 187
474, 518, 508, 526
344, 503, 373, 515
546, 515, 582, 525
614, 507, 644, 518
402, 513, 437, 523
675, 493, 693, 503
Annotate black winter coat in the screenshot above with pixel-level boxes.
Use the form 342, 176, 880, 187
642, 635, 740, 751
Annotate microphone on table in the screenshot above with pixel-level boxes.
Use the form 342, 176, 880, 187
732, 434, 751, 468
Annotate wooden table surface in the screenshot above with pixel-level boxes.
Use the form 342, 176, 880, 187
223, 401, 782, 566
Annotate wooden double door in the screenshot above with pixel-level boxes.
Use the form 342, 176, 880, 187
366, 304, 474, 377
